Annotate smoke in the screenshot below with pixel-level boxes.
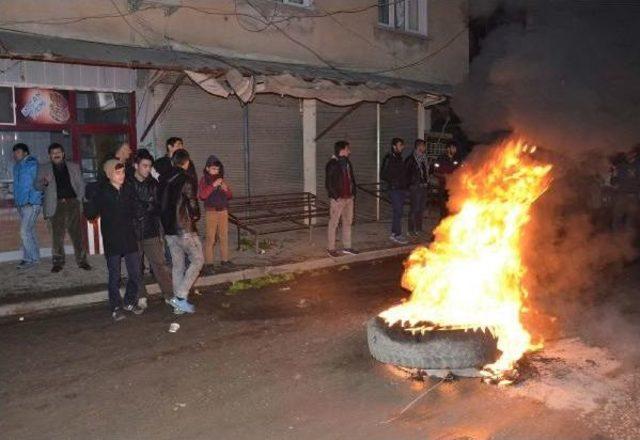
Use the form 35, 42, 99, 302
452, 1, 640, 342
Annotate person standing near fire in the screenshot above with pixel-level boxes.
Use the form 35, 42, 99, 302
381, 137, 409, 244
325, 140, 359, 257
36, 143, 91, 273
198, 155, 233, 268
405, 139, 430, 237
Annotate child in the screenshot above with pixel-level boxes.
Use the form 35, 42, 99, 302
198, 155, 232, 267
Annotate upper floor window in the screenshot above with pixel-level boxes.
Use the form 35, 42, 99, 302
274, 0, 312, 7
378, 0, 428, 36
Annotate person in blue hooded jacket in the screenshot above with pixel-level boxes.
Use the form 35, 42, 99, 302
12, 143, 43, 269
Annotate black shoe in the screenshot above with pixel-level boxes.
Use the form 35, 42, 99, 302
342, 248, 360, 255
124, 304, 145, 315
78, 262, 92, 271
112, 309, 126, 322
327, 249, 342, 258
221, 260, 233, 267
51, 265, 63, 273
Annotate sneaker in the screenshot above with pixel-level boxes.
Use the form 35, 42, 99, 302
78, 262, 92, 271
16, 260, 37, 270
124, 304, 145, 315
112, 309, 126, 322
138, 297, 148, 310
51, 265, 63, 273
390, 234, 409, 245
342, 248, 359, 255
168, 297, 195, 314
220, 260, 233, 268
327, 249, 342, 258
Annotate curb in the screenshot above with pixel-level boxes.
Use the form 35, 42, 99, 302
0, 245, 415, 318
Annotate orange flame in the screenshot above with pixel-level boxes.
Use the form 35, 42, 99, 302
380, 139, 552, 375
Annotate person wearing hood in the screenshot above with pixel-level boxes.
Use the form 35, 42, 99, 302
405, 139, 430, 237
12, 143, 43, 269
198, 155, 233, 267
99, 142, 134, 181
380, 137, 409, 244
325, 141, 358, 257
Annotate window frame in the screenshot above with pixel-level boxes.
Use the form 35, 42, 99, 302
378, 0, 428, 37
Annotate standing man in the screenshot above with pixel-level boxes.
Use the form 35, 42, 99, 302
12, 143, 42, 269
160, 149, 203, 314
381, 137, 409, 244
405, 139, 430, 237
325, 141, 358, 257
154, 137, 197, 181
36, 143, 91, 273
87, 159, 142, 321
129, 149, 174, 309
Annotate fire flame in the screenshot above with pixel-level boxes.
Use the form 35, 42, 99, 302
380, 139, 553, 376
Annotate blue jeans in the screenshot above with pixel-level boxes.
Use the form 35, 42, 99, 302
17, 204, 41, 263
389, 190, 407, 236
106, 252, 141, 312
166, 233, 204, 299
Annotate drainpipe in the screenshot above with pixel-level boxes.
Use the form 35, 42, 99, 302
243, 104, 251, 197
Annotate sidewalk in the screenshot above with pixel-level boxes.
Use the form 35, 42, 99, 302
0, 219, 437, 306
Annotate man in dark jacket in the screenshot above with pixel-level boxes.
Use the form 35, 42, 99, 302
88, 159, 142, 321
325, 141, 358, 257
154, 137, 197, 182
160, 149, 203, 314
381, 137, 409, 244
129, 149, 173, 309
405, 139, 430, 236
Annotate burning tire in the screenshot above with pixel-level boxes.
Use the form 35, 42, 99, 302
367, 317, 499, 370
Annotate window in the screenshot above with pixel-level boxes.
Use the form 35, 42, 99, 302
76, 92, 131, 125
378, 0, 428, 36
0, 87, 16, 125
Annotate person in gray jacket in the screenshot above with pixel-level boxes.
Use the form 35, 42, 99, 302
36, 143, 91, 273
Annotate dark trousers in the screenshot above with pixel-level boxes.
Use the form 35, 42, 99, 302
50, 199, 87, 267
138, 237, 173, 300
389, 189, 407, 236
106, 251, 140, 312
408, 186, 428, 233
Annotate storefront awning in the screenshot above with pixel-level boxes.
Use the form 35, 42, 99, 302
0, 30, 451, 106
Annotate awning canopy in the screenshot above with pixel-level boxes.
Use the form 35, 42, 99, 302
0, 30, 451, 106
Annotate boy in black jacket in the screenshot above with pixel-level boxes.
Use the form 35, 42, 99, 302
325, 141, 358, 257
380, 137, 409, 244
87, 159, 142, 321
405, 139, 430, 236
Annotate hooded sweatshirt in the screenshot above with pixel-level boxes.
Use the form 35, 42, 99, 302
198, 155, 232, 210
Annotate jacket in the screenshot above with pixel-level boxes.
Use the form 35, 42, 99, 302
405, 154, 429, 188
198, 175, 232, 210
380, 149, 408, 190
325, 156, 357, 200
88, 181, 138, 256
13, 155, 42, 206
35, 161, 85, 219
160, 168, 201, 235
128, 174, 162, 240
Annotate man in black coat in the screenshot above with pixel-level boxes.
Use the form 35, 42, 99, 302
160, 149, 203, 315
325, 140, 358, 257
129, 149, 173, 309
405, 139, 430, 236
381, 137, 409, 244
87, 159, 142, 321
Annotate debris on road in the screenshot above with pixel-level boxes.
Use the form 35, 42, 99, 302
169, 323, 180, 333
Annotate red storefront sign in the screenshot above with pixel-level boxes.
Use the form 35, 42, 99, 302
15, 88, 71, 125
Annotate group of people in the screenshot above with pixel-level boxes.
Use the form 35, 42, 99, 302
11, 138, 233, 321
324, 138, 460, 256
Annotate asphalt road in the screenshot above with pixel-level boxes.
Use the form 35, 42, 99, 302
0, 256, 614, 440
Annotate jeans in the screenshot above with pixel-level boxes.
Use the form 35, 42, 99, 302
327, 197, 354, 251
166, 233, 204, 299
389, 190, 407, 236
17, 204, 41, 263
50, 199, 87, 267
408, 186, 428, 233
138, 237, 173, 300
106, 252, 141, 312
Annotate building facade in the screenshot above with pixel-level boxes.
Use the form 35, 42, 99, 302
0, 0, 468, 259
